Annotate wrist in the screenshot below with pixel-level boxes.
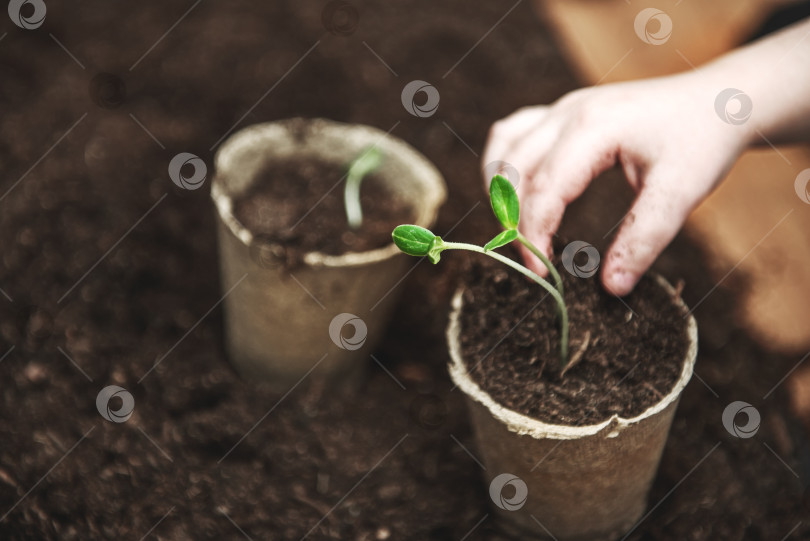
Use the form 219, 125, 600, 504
694, 18, 810, 146
677, 60, 760, 150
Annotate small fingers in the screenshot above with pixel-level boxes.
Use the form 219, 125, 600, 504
519, 190, 564, 273
518, 241, 550, 278
518, 130, 616, 264
602, 175, 696, 296
482, 106, 550, 189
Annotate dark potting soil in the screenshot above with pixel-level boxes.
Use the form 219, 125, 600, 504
232, 157, 414, 266
460, 255, 689, 425
2, 0, 809, 540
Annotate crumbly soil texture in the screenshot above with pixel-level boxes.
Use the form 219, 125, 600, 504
233, 157, 413, 266
460, 256, 688, 425
1, 0, 809, 540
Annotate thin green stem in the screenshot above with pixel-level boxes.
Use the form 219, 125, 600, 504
443, 241, 569, 365
516, 231, 563, 297
344, 146, 383, 230
344, 171, 363, 229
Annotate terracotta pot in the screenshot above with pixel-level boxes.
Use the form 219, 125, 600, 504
212, 118, 446, 390
447, 275, 698, 541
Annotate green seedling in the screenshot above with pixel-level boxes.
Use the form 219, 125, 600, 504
392, 174, 571, 369
344, 146, 384, 229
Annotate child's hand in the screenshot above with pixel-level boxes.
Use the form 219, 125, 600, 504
483, 74, 751, 295
484, 13, 810, 296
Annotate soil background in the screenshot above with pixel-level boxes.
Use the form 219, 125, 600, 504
0, 1, 808, 540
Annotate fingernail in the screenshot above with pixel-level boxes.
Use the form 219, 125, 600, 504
609, 270, 634, 295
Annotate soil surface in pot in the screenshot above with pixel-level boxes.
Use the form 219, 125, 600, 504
460, 256, 689, 425
232, 157, 414, 266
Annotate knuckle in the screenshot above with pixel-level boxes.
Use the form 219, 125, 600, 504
556, 87, 591, 108
556, 88, 608, 131
571, 99, 601, 129
513, 104, 540, 117
488, 119, 507, 139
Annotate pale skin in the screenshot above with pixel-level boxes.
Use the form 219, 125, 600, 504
483, 17, 810, 296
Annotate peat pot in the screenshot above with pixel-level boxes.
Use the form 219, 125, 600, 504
212, 118, 446, 389
447, 276, 698, 541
